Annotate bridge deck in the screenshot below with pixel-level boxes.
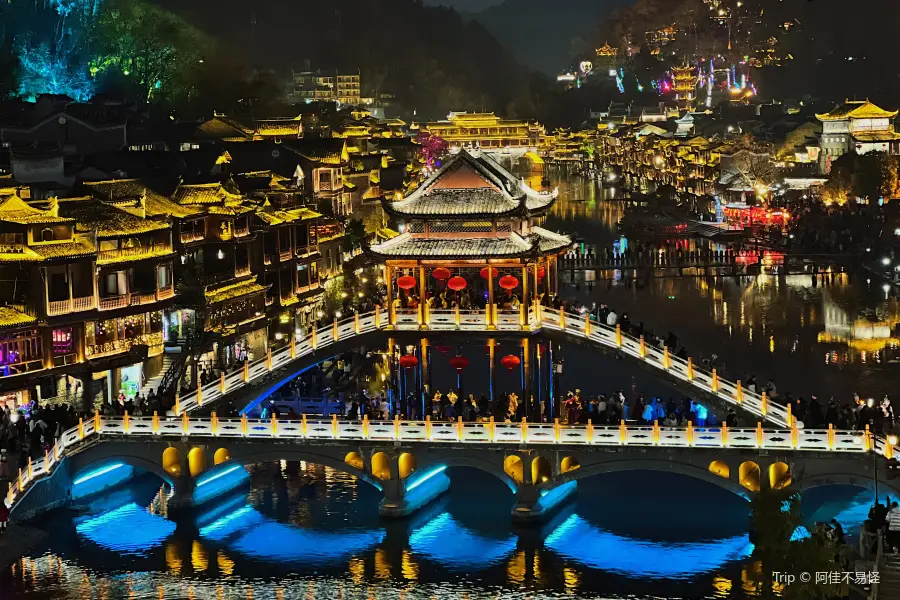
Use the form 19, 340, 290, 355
175, 308, 789, 430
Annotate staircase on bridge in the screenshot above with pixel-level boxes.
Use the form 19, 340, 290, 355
881, 554, 900, 600
139, 352, 177, 398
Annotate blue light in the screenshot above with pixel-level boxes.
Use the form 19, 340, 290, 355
409, 512, 517, 569
76, 503, 176, 555
544, 513, 753, 579
790, 525, 811, 541
230, 520, 385, 564
406, 466, 447, 492
196, 465, 243, 487
199, 505, 260, 540
73, 463, 125, 485
193, 464, 251, 506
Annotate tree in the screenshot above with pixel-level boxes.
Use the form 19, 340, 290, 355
414, 131, 449, 169
343, 218, 367, 253
748, 488, 842, 599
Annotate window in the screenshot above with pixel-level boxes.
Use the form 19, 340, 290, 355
40, 228, 55, 242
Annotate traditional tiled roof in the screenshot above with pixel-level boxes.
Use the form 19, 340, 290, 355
816, 100, 898, 121
282, 138, 348, 165
205, 280, 267, 304
382, 150, 556, 218
82, 179, 146, 202
58, 198, 170, 239
852, 131, 900, 142
255, 204, 321, 226
173, 182, 243, 206
0, 306, 37, 330
30, 235, 97, 260
0, 194, 72, 225
369, 228, 571, 260
144, 192, 202, 218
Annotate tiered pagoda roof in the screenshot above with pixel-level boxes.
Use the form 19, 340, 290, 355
370, 150, 570, 261
816, 100, 898, 122
381, 150, 557, 220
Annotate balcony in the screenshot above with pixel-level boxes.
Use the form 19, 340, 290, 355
235, 265, 251, 278
47, 295, 97, 317
84, 331, 164, 360
279, 248, 293, 262
234, 226, 251, 238
180, 231, 205, 244
98, 286, 174, 311
98, 243, 173, 264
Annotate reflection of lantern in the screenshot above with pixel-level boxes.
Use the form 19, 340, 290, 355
432, 267, 451, 281
480, 267, 499, 279
499, 275, 519, 290
537, 267, 546, 279
397, 276, 416, 290
500, 354, 521, 372
398, 355, 419, 369
447, 276, 467, 291
449, 355, 469, 373
434, 345, 451, 354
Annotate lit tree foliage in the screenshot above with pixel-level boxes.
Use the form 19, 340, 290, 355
90, 0, 211, 102
0, 0, 100, 100
748, 488, 842, 599
414, 132, 449, 169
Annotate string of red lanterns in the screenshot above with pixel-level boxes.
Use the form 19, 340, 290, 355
432, 267, 451, 281
398, 355, 419, 369
449, 355, 469, 373
447, 276, 467, 291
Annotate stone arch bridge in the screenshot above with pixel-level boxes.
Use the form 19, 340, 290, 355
10, 415, 900, 523
174, 308, 792, 429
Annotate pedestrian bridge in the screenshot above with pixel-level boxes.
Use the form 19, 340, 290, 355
174, 307, 791, 428
8, 413, 900, 524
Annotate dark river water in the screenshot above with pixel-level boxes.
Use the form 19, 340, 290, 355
2, 174, 893, 599
1, 467, 873, 600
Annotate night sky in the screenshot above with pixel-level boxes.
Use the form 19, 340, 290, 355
424, 0, 505, 13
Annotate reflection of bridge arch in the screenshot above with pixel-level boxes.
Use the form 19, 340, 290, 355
223, 448, 384, 491
553, 458, 749, 498
70, 451, 176, 489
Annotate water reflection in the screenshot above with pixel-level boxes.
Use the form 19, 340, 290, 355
544, 513, 754, 580
2, 463, 882, 600
75, 502, 176, 555
408, 512, 517, 569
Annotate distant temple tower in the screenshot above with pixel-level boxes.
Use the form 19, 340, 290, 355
595, 42, 619, 72
672, 64, 697, 110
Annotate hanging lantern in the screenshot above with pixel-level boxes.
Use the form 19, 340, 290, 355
480, 267, 499, 280
500, 354, 521, 372
432, 267, 451, 281
398, 355, 419, 369
499, 275, 519, 290
434, 345, 451, 354
397, 275, 416, 290
447, 276, 467, 291
449, 355, 469, 373
537, 267, 546, 279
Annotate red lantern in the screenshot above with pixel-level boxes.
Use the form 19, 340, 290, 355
434, 345, 451, 354
500, 354, 521, 372
449, 355, 469, 373
480, 267, 499, 280
447, 276, 467, 291
537, 267, 546, 279
397, 275, 416, 290
499, 275, 519, 290
398, 355, 419, 369
432, 267, 451, 281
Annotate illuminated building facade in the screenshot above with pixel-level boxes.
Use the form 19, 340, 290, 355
816, 100, 900, 174
672, 64, 697, 110
369, 150, 570, 325
423, 113, 545, 156
289, 70, 362, 106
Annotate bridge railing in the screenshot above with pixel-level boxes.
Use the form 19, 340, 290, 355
539, 308, 791, 428
4, 414, 884, 513
176, 310, 388, 415
175, 305, 790, 432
